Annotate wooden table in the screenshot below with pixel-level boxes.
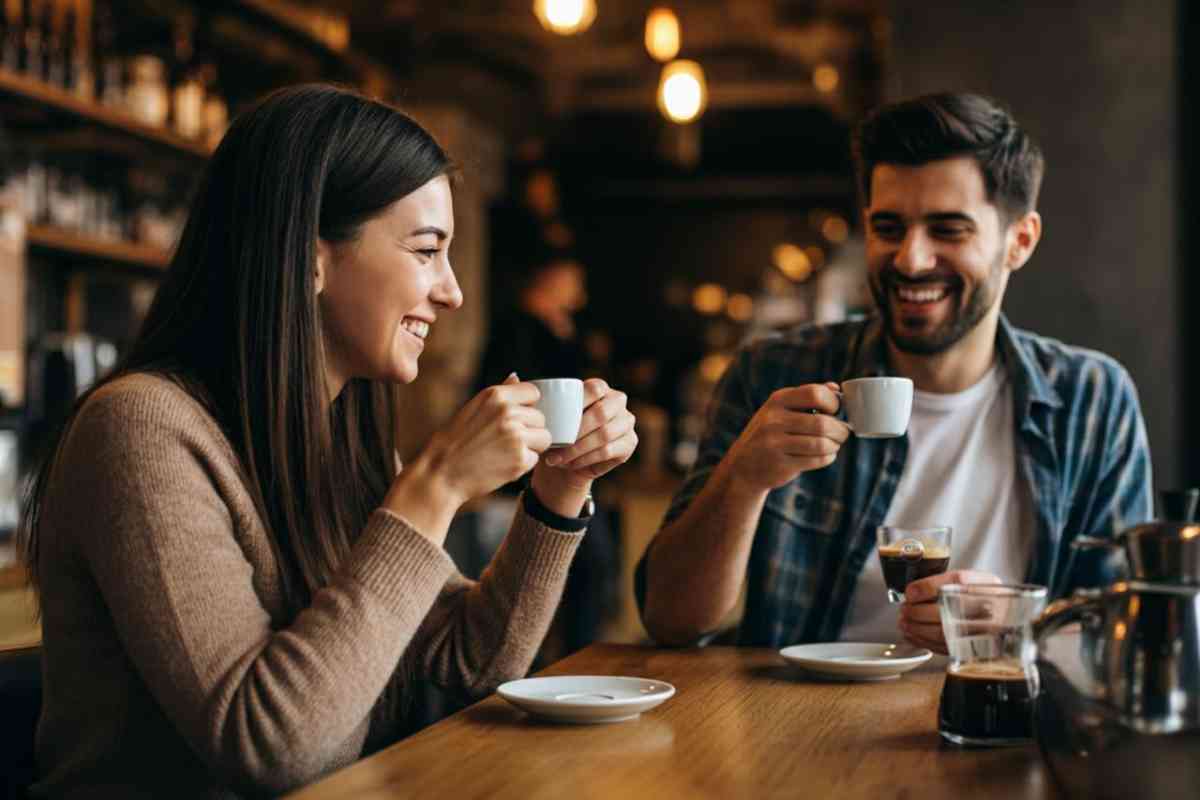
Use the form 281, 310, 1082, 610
289, 644, 1059, 800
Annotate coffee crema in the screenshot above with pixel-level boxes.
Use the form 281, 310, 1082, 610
938, 660, 1037, 745
878, 541, 950, 596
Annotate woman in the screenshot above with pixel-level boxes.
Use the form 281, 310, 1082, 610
18, 84, 637, 798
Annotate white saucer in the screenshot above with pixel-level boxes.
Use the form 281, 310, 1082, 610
496, 675, 676, 724
779, 643, 933, 680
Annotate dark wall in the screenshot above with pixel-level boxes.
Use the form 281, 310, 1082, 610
1184, 0, 1199, 486
889, 0, 1183, 487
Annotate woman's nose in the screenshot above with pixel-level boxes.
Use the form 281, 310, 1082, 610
433, 262, 463, 310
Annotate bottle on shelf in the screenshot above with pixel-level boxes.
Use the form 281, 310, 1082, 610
1, 0, 23, 73
170, 14, 203, 138
126, 54, 167, 127
44, 0, 69, 88
199, 62, 228, 148
23, 0, 47, 81
94, 0, 122, 108
68, 0, 95, 100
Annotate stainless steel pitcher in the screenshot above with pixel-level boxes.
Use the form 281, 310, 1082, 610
1033, 580, 1200, 798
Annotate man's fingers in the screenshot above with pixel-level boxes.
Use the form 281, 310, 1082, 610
773, 383, 842, 416
899, 602, 943, 626
900, 620, 947, 652
784, 413, 852, 444
905, 570, 1002, 604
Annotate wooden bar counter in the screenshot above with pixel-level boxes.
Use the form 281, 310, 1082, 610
288, 643, 1059, 800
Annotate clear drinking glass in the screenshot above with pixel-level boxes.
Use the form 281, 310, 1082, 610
876, 525, 953, 603
937, 583, 1047, 746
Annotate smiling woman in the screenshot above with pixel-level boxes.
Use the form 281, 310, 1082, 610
15, 84, 637, 798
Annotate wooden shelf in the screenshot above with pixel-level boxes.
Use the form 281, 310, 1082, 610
0, 69, 211, 161
27, 225, 171, 271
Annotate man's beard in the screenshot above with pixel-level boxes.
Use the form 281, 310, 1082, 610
870, 250, 1005, 356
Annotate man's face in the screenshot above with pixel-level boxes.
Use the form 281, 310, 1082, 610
864, 157, 1014, 356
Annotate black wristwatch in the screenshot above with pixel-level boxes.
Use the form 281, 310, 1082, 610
523, 488, 593, 532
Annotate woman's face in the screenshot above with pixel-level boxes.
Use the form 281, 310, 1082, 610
317, 175, 462, 393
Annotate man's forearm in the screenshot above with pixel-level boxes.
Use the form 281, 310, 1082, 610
642, 457, 769, 645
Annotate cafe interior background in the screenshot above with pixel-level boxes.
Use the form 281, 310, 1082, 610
0, 0, 1194, 725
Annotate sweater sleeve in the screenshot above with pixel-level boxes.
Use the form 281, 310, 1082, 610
365, 492, 584, 743
56, 384, 457, 795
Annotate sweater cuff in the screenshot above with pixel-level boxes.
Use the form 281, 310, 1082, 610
345, 509, 457, 622
498, 498, 587, 588
522, 487, 591, 532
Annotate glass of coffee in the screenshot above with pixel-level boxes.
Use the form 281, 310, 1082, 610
937, 583, 1047, 747
876, 526, 952, 603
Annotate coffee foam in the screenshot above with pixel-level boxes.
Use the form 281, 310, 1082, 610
950, 660, 1030, 682
878, 543, 951, 560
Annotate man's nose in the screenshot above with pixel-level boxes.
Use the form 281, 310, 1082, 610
894, 228, 937, 275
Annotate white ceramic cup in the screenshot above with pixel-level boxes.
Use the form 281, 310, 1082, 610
531, 378, 585, 448
842, 377, 913, 439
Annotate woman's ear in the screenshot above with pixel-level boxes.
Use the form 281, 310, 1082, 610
315, 239, 330, 295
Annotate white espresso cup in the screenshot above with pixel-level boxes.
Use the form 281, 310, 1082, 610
842, 377, 913, 439
531, 378, 585, 448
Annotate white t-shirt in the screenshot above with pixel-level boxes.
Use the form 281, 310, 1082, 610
839, 364, 1036, 644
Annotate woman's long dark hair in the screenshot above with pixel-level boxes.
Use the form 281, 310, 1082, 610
18, 84, 451, 612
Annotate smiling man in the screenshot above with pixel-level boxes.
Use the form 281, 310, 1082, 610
636, 93, 1153, 651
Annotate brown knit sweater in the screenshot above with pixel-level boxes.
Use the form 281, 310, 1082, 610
31, 373, 584, 798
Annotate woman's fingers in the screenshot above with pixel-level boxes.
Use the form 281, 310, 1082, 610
566, 431, 643, 474
557, 412, 636, 467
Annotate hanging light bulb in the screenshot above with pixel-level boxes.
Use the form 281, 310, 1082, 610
658, 59, 707, 124
533, 0, 597, 36
645, 8, 680, 62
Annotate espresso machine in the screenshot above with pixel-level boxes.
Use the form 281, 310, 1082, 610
1033, 489, 1200, 799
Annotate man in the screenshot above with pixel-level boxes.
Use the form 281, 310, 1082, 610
637, 93, 1152, 651
475, 253, 618, 655
476, 253, 589, 388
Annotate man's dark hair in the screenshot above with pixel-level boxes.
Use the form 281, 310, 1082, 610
853, 92, 1045, 220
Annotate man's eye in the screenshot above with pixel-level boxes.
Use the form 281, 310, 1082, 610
872, 224, 903, 240
933, 226, 970, 239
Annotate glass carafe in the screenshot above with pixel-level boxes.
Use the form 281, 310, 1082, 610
937, 583, 1047, 746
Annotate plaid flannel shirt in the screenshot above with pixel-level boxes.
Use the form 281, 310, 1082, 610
637, 314, 1153, 648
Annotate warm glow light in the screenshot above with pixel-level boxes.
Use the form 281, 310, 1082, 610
726, 293, 754, 322
821, 215, 849, 243
658, 60, 707, 124
813, 63, 840, 93
645, 8, 681, 62
692, 283, 727, 315
804, 245, 826, 269
533, 0, 597, 36
699, 353, 733, 383
772, 243, 812, 281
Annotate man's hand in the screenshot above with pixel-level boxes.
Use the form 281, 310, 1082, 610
898, 570, 1002, 654
725, 382, 850, 492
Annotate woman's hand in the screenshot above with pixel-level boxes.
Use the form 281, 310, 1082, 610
530, 379, 637, 518
383, 374, 551, 541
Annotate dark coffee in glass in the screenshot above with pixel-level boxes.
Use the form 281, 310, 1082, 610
938, 661, 1036, 746
878, 541, 950, 602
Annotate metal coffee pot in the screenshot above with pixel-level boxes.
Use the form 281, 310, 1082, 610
1032, 491, 1200, 800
